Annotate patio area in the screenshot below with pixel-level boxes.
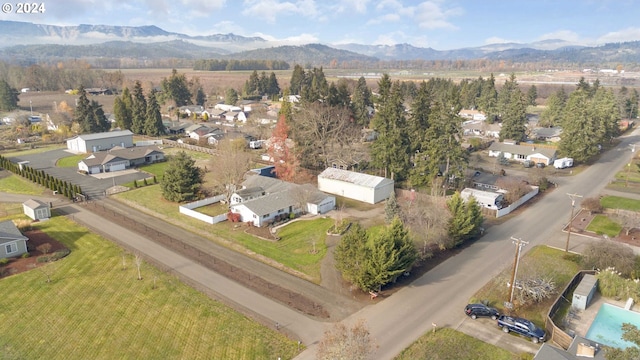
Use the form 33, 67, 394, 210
561, 292, 633, 339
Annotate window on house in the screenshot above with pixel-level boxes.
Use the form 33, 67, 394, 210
517, 154, 526, 160
263, 214, 268, 219
5, 243, 17, 254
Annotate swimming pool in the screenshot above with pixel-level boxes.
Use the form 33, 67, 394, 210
585, 303, 640, 349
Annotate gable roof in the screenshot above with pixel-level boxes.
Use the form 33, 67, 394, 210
318, 168, 392, 189
489, 142, 557, 159
0, 220, 28, 244
72, 130, 133, 141
22, 199, 48, 210
81, 146, 163, 167
533, 127, 563, 138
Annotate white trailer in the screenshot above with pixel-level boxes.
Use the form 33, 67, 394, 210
553, 157, 574, 169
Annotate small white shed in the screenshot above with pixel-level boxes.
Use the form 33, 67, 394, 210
317, 168, 394, 204
460, 188, 504, 209
572, 274, 598, 310
22, 199, 51, 221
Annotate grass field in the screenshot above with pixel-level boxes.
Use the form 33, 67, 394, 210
600, 195, 640, 211
0, 173, 45, 195
0, 214, 299, 360
0, 144, 66, 157
114, 186, 329, 282
470, 245, 582, 327
394, 327, 528, 360
586, 214, 622, 237
56, 154, 86, 167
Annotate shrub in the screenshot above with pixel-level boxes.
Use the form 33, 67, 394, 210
582, 240, 636, 277
37, 256, 51, 263
52, 249, 70, 260
0, 258, 9, 266
21, 252, 30, 258
596, 267, 640, 303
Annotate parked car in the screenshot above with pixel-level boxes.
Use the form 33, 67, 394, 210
464, 303, 499, 320
497, 315, 546, 343
535, 162, 545, 168
523, 160, 534, 168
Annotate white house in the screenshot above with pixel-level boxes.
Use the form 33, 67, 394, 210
78, 146, 164, 174
66, 130, 134, 154
317, 168, 394, 204
488, 142, 557, 166
459, 109, 487, 121
22, 199, 51, 221
214, 103, 242, 112
0, 220, 29, 259
229, 174, 335, 227
460, 188, 504, 209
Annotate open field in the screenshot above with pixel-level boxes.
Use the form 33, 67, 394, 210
0, 172, 45, 195
0, 214, 298, 360
601, 195, 640, 211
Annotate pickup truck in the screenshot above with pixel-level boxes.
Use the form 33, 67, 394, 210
497, 315, 546, 344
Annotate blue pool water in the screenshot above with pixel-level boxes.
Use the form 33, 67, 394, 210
585, 303, 640, 349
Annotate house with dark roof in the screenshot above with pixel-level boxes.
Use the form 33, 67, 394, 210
0, 220, 29, 259
229, 174, 335, 227
488, 141, 557, 166
534, 335, 605, 360
533, 127, 563, 142
78, 146, 164, 174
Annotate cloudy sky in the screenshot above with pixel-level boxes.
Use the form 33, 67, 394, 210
2, 0, 640, 49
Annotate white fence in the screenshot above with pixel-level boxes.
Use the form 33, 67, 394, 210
135, 140, 163, 146
179, 195, 228, 224
496, 186, 540, 218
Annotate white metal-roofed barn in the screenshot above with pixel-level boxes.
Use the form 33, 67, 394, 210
317, 168, 394, 204
66, 130, 134, 153
460, 188, 504, 209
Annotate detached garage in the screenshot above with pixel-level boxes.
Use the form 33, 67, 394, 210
317, 168, 394, 204
66, 130, 134, 154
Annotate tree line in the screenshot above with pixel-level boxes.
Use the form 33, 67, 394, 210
193, 59, 290, 71
0, 155, 83, 200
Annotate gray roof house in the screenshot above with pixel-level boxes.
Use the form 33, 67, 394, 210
488, 142, 557, 166
533, 127, 563, 142
78, 146, 164, 174
534, 335, 605, 360
0, 220, 29, 259
230, 174, 335, 227
22, 199, 51, 221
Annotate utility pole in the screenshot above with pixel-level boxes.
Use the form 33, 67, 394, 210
508, 237, 528, 305
565, 193, 583, 252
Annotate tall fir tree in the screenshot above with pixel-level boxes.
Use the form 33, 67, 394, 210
161, 69, 192, 107
131, 81, 147, 134
384, 191, 401, 224
144, 89, 165, 137
0, 79, 19, 111
73, 86, 92, 133
351, 76, 373, 128
498, 74, 527, 142
539, 87, 567, 128
478, 74, 499, 123
447, 192, 483, 247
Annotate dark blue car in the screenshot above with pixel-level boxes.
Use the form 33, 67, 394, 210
497, 315, 546, 343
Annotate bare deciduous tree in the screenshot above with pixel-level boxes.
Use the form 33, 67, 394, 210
316, 319, 376, 360
616, 211, 640, 236
495, 177, 531, 205
581, 197, 603, 215
401, 193, 450, 254
209, 138, 254, 204
134, 253, 143, 280
582, 239, 636, 277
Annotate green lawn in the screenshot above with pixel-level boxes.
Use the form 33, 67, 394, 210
586, 214, 622, 237
195, 202, 228, 216
600, 195, 640, 211
0, 173, 45, 195
139, 161, 169, 177
470, 245, 582, 327
395, 327, 528, 360
114, 186, 330, 282
0, 144, 66, 157
56, 154, 86, 167
0, 214, 299, 360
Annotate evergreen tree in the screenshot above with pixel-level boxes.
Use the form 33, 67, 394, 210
498, 74, 527, 142
447, 192, 483, 247
161, 69, 192, 107
289, 64, 306, 95
73, 86, 92, 133
195, 87, 206, 106
539, 87, 567, 128
351, 76, 373, 128
267, 72, 280, 99
131, 81, 147, 134
527, 85, 538, 106
225, 88, 238, 105
384, 191, 400, 224
334, 223, 369, 290
160, 151, 203, 202
244, 70, 260, 95
90, 99, 111, 132
0, 79, 19, 111
370, 75, 410, 180
477, 74, 499, 123
407, 81, 431, 153
144, 89, 165, 137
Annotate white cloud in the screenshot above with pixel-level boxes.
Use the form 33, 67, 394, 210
597, 27, 640, 44
368, 0, 462, 30
537, 30, 581, 43
484, 37, 517, 45
251, 32, 319, 45
334, 0, 370, 14
242, 0, 318, 23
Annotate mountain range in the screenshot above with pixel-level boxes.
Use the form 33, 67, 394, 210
1, 20, 639, 67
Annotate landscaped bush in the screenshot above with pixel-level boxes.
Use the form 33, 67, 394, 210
328, 219, 351, 235
36, 256, 51, 263
582, 239, 636, 277
596, 267, 640, 303
21, 252, 29, 258
52, 249, 70, 260
0, 258, 9, 266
